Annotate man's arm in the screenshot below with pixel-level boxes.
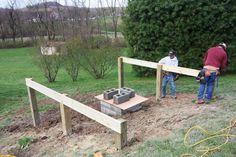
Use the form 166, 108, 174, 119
158, 57, 166, 64
221, 52, 228, 69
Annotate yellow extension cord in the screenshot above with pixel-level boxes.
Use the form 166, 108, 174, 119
182, 117, 236, 157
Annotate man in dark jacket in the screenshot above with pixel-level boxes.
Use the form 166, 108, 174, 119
197, 43, 227, 104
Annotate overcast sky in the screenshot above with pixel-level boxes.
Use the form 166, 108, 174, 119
0, 0, 127, 8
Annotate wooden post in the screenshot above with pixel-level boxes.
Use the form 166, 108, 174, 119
60, 94, 72, 135
26, 79, 40, 127
116, 119, 127, 149
118, 57, 124, 88
156, 64, 163, 100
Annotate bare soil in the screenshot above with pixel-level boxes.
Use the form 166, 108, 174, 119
0, 93, 223, 157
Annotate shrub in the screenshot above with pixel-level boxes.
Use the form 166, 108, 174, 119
80, 36, 122, 79
34, 40, 62, 83
62, 38, 82, 81
123, 0, 236, 76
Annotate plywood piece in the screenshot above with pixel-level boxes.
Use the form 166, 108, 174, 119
95, 94, 148, 110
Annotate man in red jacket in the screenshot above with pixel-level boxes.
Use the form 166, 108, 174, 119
197, 43, 228, 104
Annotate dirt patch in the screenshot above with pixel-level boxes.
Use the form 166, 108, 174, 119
0, 93, 223, 156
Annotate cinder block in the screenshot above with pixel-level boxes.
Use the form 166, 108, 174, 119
120, 87, 135, 98
127, 103, 142, 112
101, 101, 123, 116
113, 92, 130, 104
103, 88, 119, 100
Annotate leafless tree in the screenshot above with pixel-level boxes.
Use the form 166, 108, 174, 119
73, 0, 92, 39
98, 0, 109, 39
0, 9, 8, 41
15, 9, 24, 44
7, 0, 18, 43
105, 0, 119, 38
117, 0, 127, 16
55, 0, 66, 41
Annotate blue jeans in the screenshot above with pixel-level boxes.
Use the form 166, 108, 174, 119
198, 72, 217, 100
162, 74, 176, 97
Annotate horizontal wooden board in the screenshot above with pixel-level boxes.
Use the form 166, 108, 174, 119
121, 57, 199, 77
25, 78, 124, 133
162, 65, 199, 77
122, 57, 157, 69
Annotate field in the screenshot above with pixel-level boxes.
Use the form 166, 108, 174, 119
0, 47, 236, 157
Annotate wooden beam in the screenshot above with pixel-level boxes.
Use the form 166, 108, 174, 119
162, 64, 199, 77
116, 119, 127, 149
122, 57, 157, 69
118, 57, 124, 88
60, 94, 72, 135
26, 79, 40, 127
25, 78, 125, 134
156, 65, 163, 100
121, 56, 199, 77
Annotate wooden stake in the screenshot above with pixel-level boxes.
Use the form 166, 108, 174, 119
118, 57, 124, 88
156, 64, 163, 100
26, 78, 40, 127
116, 119, 127, 149
60, 94, 72, 135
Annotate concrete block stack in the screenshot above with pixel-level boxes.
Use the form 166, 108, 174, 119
103, 88, 119, 100
103, 87, 136, 104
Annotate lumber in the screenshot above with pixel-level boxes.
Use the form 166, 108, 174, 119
25, 78, 125, 134
118, 57, 124, 88
156, 64, 163, 100
26, 82, 40, 126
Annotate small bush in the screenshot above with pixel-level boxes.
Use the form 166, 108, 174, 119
62, 38, 82, 81
17, 136, 33, 149
80, 36, 122, 79
34, 40, 63, 83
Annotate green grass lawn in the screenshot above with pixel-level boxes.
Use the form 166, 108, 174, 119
1, 47, 236, 156
0, 47, 157, 115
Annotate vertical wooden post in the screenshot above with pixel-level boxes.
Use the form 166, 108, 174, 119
60, 94, 72, 135
116, 119, 127, 149
26, 80, 40, 127
118, 57, 124, 88
156, 64, 163, 100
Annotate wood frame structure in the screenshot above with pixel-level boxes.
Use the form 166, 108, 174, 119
25, 78, 127, 149
118, 57, 200, 100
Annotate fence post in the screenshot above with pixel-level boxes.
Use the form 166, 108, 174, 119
156, 64, 163, 100
116, 119, 127, 149
118, 57, 124, 88
60, 94, 72, 135
26, 78, 40, 127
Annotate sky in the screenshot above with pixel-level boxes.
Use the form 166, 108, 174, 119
0, 0, 127, 8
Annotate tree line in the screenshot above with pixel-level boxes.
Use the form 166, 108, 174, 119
0, 0, 127, 46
